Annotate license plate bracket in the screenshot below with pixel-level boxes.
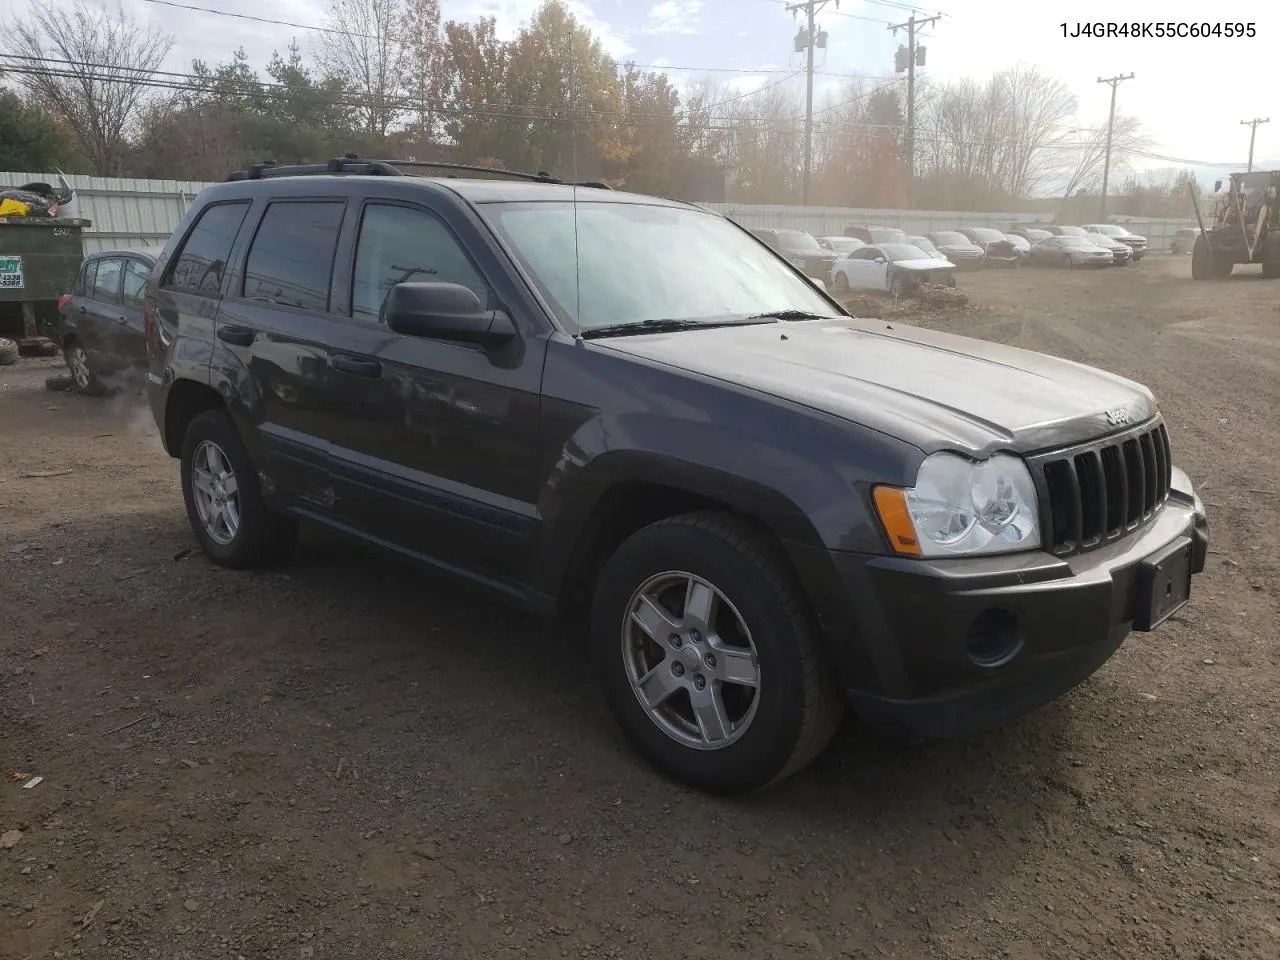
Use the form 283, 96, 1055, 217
1133, 535, 1193, 631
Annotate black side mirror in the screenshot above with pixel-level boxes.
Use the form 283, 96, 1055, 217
1214, 179, 1222, 193
384, 282, 516, 348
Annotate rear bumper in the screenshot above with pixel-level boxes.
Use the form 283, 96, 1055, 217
799, 470, 1208, 739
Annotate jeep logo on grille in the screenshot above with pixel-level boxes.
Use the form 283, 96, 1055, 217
1104, 407, 1133, 426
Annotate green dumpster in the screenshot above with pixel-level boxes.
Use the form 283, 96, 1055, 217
0, 216, 91, 351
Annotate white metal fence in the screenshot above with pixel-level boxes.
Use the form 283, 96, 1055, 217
1, 172, 1199, 254
0, 172, 215, 254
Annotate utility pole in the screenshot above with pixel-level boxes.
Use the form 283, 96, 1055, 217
1241, 117, 1270, 172
889, 12, 941, 209
1096, 72, 1134, 222
786, 0, 833, 205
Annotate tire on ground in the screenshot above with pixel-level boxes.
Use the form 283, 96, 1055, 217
0, 336, 18, 366
590, 511, 844, 794
179, 407, 299, 569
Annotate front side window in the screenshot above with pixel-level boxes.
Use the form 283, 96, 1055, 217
167, 201, 251, 296
483, 200, 840, 333
243, 200, 346, 311
93, 258, 123, 302
351, 204, 489, 323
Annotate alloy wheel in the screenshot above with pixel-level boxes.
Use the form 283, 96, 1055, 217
621, 571, 761, 750
68, 344, 91, 390
190, 440, 241, 545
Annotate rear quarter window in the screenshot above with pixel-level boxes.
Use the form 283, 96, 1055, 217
163, 201, 251, 296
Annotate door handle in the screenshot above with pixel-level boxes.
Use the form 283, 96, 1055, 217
216, 325, 255, 346
331, 355, 382, 378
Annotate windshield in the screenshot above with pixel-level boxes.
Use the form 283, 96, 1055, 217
774, 230, 824, 253
909, 236, 937, 250
1023, 228, 1051, 241
931, 231, 970, 245
967, 228, 1006, 242
880, 243, 932, 261
822, 237, 863, 254
869, 227, 907, 243
483, 200, 840, 333
1089, 224, 1126, 236
1059, 237, 1095, 248
1055, 226, 1087, 236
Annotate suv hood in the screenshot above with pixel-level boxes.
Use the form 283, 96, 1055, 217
596, 317, 1156, 457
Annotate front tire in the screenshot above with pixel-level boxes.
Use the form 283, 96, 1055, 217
179, 408, 298, 568
889, 274, 909, 298
831, 270, 849, 293
591, 513, 843, 794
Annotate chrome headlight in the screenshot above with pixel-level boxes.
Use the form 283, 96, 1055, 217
875, 452, 1042, 557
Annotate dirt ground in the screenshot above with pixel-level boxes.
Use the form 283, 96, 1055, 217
2, 255, 1278, 960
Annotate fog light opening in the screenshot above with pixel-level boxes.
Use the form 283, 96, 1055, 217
966, 608, 1024, 668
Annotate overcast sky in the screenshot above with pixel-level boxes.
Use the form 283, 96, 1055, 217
9, 0, 1278, 178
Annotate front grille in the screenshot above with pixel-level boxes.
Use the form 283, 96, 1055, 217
1030, 420, 1173, 556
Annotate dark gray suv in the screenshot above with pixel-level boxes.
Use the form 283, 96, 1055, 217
142, 158, 1209, 794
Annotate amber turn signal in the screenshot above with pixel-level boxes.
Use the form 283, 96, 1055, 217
872, 486, 922, 556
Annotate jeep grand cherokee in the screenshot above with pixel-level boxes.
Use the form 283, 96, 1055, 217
142, 158, 1209, 795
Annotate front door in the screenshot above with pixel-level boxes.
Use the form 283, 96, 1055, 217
321, 198, 545, 588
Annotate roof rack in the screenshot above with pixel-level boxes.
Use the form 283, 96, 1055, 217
224, 154, 614, 189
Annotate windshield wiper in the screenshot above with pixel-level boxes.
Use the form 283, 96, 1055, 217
744, 309, 837, 321
580, 316, 778, 339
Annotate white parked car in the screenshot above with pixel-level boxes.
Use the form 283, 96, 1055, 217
830, 242, 957, 296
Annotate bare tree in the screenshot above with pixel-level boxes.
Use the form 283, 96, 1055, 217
316, 0, 408, 139
1055, 114, 1148, 215
4, 0, 173, 175
399, 0, 443, 140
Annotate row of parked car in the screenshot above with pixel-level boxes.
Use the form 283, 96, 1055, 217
749, 221, 1150, 296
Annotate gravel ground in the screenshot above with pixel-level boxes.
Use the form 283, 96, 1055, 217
2, 256, 1278, 960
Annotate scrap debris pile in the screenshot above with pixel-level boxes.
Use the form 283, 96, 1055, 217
0, 173, 74, 219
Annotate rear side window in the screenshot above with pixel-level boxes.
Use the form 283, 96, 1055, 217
122, 259, 150, 306
93, 257, 123, 302
351, 204, 488, 323
242, 200, 346, 311
166, 201, 251, 296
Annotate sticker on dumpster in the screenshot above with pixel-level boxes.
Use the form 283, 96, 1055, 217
0, 256, 23, 289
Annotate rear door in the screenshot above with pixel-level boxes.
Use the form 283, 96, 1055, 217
210, 197, 350, 514
84, 256, 125, 373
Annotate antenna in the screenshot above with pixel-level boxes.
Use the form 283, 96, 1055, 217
568, 21, 582, 335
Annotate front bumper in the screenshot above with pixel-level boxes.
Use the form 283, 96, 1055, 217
807, 470, 1208, 739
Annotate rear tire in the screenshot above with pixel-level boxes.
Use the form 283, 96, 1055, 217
1191, 236, 1213, 280
591, 512, 843, 794
179, 408, 298, 569
0, 336, 18, 366
63, 339, 104, 395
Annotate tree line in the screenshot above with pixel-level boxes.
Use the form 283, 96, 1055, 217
1, 0, 1197, 215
